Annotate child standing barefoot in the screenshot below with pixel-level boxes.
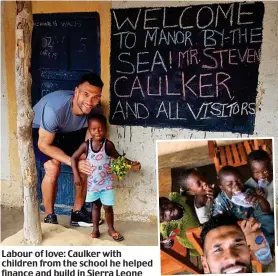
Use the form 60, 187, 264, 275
71, 114, 141, 241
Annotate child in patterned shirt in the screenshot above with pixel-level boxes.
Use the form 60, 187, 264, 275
71, 114, 141, 241
213, 165, 274, 245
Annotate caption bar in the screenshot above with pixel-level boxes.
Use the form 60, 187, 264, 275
1, 247, 159, 276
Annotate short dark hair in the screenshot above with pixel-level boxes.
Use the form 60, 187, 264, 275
218, 165, 242, 181
88, 113, 107, 128
159, 197, 170, 205
79, 73, 103, 88
178, 169, 201, 192
247, 150, 270, 164
200, 215, 240, 250
159, 197, 170, 222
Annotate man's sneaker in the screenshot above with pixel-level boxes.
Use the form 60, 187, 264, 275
70, 209, 93, 227
81, 205, 92, 217
81, 205, 104, 225
44, 213, 58, 224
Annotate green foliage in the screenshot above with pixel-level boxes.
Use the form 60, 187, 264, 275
111, 155, 131, 180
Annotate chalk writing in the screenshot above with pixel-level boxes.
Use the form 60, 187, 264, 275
39, 36, 63, 60
110, 2, 264, 133
33, 20, 82, 28
40, 49, 58, 59
113, 3, 257, 31
77, 37, 88, 52
60, 20, 82, 28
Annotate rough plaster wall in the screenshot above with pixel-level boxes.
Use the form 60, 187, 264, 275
110, 1, 278, 220
1, 1, 23, 207
1, 3, 10, 181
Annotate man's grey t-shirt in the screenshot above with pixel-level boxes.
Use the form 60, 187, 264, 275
32, 90, 88, 133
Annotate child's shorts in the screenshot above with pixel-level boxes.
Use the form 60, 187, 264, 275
86, 189, 115, 206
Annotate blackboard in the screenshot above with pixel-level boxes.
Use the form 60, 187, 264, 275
109, 2, 264, 134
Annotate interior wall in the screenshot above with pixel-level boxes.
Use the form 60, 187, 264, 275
1, 2, 10, 181
158, 168, 172, 197
157, 139, 247, 156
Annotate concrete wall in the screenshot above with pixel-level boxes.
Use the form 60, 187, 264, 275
1, 3, 10, 181
1, 2, 23, 207
1, 1, 278, 220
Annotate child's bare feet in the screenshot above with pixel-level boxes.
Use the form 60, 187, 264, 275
90, 228, 100, 238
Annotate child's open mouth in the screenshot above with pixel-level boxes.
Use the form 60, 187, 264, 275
223, 266, 246, 274
232, 190, 242, 196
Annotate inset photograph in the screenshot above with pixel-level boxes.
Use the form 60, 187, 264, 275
158, 138, 275, 274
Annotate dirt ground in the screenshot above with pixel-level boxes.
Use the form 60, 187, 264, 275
1, 205, 158, 246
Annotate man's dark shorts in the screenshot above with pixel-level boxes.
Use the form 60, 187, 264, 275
32, 128, 87, 164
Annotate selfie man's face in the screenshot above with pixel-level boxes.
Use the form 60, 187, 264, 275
201, 225, 251, 274
75, 81, 102, 114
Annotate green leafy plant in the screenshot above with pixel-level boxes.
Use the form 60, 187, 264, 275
111, 155, 131, 180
